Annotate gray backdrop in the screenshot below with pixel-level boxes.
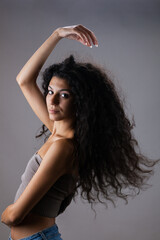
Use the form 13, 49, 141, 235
1, 0, 160, 239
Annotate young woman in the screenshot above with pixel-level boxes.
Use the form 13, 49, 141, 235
1, 24, 158, 240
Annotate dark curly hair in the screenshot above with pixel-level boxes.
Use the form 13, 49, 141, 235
35, 54, 159, 217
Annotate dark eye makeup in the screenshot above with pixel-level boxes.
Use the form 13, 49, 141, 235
47, 90, 70, 98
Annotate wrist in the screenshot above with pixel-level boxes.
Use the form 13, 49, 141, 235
52, 28, 63, 41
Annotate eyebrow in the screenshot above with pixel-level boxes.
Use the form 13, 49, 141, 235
48, 85, 72, 93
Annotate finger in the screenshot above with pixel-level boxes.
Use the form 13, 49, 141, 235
78, 25, 98, 46
73, 34, 86, 45
76, 26, 92, 47
72, 29, 87, 45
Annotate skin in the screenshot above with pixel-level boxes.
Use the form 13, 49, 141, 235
46, 76, 76, 138
2, 78, 76, 240
1, 24, 98, 239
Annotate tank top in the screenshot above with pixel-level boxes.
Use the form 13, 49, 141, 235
14, 151, 77, 218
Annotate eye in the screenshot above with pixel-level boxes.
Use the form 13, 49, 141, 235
47, 90, 70, 98
47, 90, 53, 95
61, 93, 69, 98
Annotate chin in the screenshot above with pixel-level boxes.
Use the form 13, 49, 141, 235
49, 116, 63, 121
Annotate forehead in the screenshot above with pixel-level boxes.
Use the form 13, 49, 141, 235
49, 76, 70, 88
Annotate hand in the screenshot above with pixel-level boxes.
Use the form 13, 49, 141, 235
55, 24, 98, 48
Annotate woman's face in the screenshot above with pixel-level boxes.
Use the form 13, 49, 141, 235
46, 76, 75, 122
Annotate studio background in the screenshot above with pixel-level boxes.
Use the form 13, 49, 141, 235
0, 0, 160, 239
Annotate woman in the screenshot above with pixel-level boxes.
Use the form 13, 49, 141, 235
1, 24, 158, 240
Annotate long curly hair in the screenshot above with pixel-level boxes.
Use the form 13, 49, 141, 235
36, 54, 159, 217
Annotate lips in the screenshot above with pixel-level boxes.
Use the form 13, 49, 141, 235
49, 109, 60, 114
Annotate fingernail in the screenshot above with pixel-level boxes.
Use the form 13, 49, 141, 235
89, 45, 92, 48
95, 44, 98, 47
85, 43, 87, 45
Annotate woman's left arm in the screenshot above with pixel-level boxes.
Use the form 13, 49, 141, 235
1, 139, 74, 227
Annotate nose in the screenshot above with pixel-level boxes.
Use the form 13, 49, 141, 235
50, 93, 60, 105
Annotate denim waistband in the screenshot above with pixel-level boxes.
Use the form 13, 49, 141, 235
9, 223, 62, 240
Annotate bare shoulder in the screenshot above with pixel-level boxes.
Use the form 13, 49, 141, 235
51, 138, 75, 152
47, 138, 75, 171
51, 138, 74, 150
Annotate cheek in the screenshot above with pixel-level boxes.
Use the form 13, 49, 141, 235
63, 100, 74, 111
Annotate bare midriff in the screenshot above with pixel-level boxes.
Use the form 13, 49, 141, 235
10, 212, 56, 239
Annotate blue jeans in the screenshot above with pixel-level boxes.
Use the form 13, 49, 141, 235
8, 224, 63, 240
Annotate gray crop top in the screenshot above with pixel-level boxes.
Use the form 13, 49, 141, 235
14, 151, 77, 218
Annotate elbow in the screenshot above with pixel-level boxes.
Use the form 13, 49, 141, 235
16, 76, 36, 87
16, 75, 23, 86
16, 74, 27, 86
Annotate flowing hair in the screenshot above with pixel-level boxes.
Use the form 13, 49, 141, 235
36, 54, 159, 217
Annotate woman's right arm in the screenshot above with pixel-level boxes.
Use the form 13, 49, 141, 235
16, 25, 98, 132
16, 30, 62, 86
16, 30, 63, 132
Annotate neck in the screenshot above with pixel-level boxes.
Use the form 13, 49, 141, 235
51, 120, 75, 139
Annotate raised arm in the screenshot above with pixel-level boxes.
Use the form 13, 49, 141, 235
16, 25, 98, 132
16, 30, 62, 132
